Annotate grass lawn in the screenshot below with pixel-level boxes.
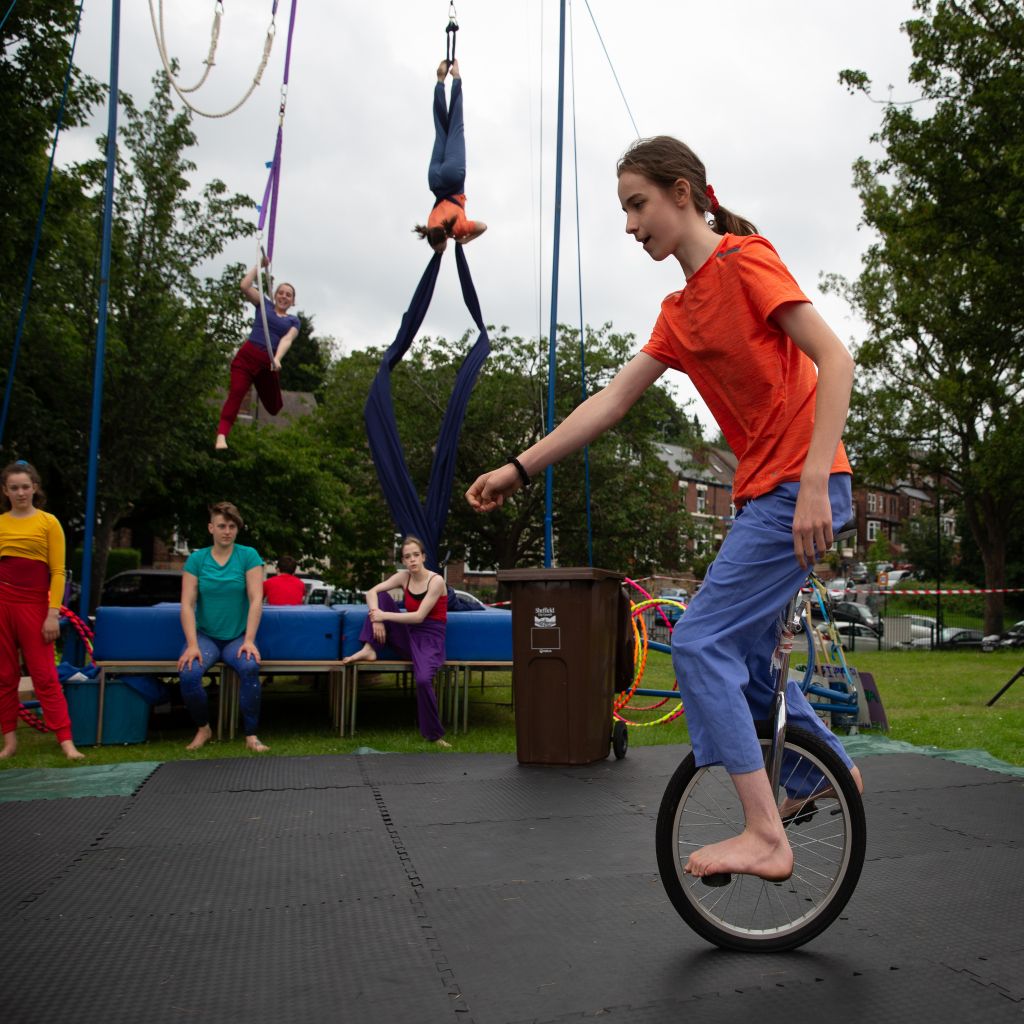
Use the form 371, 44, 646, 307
2, 648, 1021, 770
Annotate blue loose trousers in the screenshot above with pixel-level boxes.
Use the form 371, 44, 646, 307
671, 474, 855, 776
428, 78, 466, 199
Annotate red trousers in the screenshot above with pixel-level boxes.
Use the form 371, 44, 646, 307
217, 342, 284, 437
0, 592, 73, 742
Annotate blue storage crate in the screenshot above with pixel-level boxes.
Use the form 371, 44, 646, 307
63, 677, 151, 746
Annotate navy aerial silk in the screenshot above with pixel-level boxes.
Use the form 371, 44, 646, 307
363, 243, 490, 571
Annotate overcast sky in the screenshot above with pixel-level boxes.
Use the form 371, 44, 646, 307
67, 0, 920, 427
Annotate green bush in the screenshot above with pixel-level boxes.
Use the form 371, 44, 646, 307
71, 547, 142, 581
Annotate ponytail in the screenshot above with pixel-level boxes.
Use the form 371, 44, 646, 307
413, 216, 458, 248
617, 136, 757, 236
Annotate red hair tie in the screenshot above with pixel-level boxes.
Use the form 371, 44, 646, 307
705, 184, 720, 213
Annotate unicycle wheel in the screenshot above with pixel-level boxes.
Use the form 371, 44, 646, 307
655, 723, 865, 951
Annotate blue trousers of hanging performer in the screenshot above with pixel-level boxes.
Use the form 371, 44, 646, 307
359, 593, 447, 742
671, 475, 855, 784
178, 633, 263, 736
429, 78, 465, 199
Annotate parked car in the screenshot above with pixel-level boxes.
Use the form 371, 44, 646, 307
810, 598, 883, 635
300, 579, 334, 605
911, 626, 987, 650
100, 568, 183, 607
847, 563, 870, 584
881, 568, 914, 586
451, 589, 490, 611
816, 621, 882, 649
892, 614, 938, 646
832, 600, 883, 635
825, 577, 853, 599
657, 588, 689, 624
999, 621, 1024, 647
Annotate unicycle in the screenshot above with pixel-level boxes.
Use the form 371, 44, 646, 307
655, 524, 866, 952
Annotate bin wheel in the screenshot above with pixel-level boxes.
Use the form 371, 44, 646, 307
612, 720, 628, 760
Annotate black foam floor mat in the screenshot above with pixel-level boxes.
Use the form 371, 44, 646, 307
0, 747, 1020, 1024
139, 753, 366, 794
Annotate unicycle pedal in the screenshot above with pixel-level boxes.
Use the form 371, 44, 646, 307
701, 872, 732, 887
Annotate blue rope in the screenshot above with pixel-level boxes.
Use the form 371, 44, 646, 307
569, 0, 593, 565
0, 0, 87, 446
0, 0, 18, 34
544, 0, 568, 568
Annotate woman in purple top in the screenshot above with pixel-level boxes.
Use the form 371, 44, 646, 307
215, 260, 301, 450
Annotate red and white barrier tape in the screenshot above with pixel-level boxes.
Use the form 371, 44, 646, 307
868, 588, 1024, 596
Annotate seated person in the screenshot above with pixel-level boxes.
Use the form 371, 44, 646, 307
177, 501, 268, 752
263, 554, 305, 606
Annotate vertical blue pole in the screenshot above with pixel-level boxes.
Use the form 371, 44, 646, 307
544, 0, 567, 568
79, 0, 120, 618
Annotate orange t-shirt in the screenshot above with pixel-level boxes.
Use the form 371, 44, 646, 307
641, 233, 851, 504
427, 195, 478, 241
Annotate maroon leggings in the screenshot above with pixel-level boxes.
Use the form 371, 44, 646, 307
217, 342, 283, 437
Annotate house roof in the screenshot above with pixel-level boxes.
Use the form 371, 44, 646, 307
656, 443, 736, 487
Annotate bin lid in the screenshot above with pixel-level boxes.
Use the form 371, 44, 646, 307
496, 567, 624, 583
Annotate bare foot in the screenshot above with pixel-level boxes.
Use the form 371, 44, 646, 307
186, 724, 213, 750
60, 739, 86, 761
215, 434, 228, 450
434, 738, 452, 749
341, 643, 377, 666
245, 735, 269, 753
0, 736, 17, 759
450, 58, 460, 79
779, 762, 865, 819
436, 59, 449, 81
685, 828, 793, 882
458, 222, 487, 245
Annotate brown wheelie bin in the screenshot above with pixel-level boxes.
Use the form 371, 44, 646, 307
497, 567, 626, 765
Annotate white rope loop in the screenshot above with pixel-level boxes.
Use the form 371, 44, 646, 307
255, 240, 276, 366
148, 0, 277, 119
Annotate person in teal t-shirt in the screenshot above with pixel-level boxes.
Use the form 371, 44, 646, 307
177, 501, 266, 752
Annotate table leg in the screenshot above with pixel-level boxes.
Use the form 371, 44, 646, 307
96, 667, 107, 745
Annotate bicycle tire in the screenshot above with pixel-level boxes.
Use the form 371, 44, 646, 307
655, 723, 865, 952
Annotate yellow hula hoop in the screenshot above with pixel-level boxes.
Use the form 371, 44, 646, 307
613, 598, 686, 727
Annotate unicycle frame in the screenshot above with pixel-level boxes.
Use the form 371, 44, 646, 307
764, 591, 799, 800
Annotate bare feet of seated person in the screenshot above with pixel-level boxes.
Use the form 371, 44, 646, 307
186, 724, 213, 751
341, 643, 377, 666
246, 735, 270, 753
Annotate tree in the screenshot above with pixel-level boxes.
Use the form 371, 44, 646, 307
317, 323, 699, 581
866, 533, 894, 580
278, 311, 331, 397
3, 71, 253, 603
827, 0, 1024, 633
0, 1, 102, 304
0, 1, 102, 488
902, 512, 956, 582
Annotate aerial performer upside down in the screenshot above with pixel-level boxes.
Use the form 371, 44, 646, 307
414, 58, 487, 254
215, 261, 300, 450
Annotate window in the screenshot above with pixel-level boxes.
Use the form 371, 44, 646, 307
867, 493, 877, 513
696, 484, 707, 514
867, 520, 880, 541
